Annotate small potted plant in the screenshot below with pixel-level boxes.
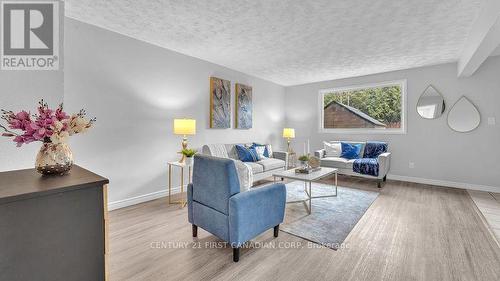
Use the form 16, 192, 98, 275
181, 148, 197, 166
298, 155, 310, 168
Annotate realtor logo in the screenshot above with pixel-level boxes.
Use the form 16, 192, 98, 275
1, 1, 59, 70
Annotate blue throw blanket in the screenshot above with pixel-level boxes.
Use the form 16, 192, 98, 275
352, 141, 388, 177
353, 158, 379, 177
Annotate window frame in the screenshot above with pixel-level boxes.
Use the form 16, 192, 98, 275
318, 79, 407, 134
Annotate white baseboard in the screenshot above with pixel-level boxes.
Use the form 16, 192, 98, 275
387, 174, 500, 193
108, 185, 184, 211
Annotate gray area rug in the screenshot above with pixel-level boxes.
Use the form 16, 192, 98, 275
281, 181, 379, 250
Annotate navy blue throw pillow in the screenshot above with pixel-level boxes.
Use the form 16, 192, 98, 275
363, 141, 388, 158
235, 145, 258, 162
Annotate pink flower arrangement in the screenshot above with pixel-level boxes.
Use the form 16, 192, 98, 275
1, 100, 95, 147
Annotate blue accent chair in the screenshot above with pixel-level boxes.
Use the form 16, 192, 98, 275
188, 154, 286, 262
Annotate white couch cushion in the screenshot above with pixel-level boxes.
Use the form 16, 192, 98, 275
257, 158, 285, 171
324, 141, 341, 157
243, 162, 264, 174
321, 157, 350, 169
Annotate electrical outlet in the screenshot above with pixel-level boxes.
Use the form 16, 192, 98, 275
409, 162, 415, 169
487, 117, 496, 125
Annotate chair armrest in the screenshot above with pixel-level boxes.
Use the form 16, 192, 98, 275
377, 152, 391, 178
314, 149, 325, 159
273, 151, 289, 168
229, 183, 286, 247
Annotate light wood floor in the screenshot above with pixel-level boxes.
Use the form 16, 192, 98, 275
468, 190, 500, 244
108, 176, 500, 281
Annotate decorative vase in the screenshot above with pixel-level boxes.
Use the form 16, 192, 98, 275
185, 157, 194, 166
299, 160, 309, 169
35, 142, 74, 175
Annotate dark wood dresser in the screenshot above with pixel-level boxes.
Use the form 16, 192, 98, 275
0, 165, 110, 281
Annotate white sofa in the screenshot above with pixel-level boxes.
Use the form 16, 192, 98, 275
314, 141, 391, 188
202, 144, 288, 183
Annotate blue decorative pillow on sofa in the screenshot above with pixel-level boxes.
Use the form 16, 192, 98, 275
251, 143, 270, 158
235, 145, 259, 162
340, 142, 363, 159
363, 141, 388, 158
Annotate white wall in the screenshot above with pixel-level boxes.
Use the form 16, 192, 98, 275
285, 56, 500, 191
0, 72, 64, 172
0, 5, 64, 172
63, 18, 286, 207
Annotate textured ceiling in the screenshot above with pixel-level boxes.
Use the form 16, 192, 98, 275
65, 0, 481, 86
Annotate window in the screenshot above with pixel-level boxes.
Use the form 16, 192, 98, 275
319, 80, 406, 134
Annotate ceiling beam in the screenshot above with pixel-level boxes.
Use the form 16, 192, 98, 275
457, 0, 500, 77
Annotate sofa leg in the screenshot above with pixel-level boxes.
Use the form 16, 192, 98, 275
383, 175, 387, 182
233, 247, 240, 262
274, 225, 280, 237
192, 224, 198, 237
377, 181, 382, 188
281, 177, 284, 181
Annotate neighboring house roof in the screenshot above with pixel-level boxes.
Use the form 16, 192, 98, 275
325, 101, 386, 127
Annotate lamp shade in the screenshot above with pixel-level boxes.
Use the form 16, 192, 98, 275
282, 128, 295, 138
174, 119, 196, 135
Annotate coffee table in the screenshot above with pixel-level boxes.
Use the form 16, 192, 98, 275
273, 167, 338, 214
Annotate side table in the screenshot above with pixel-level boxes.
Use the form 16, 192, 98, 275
168, 161, 192, 207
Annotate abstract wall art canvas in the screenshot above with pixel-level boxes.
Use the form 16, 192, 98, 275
235, 83, 253, 129
210, 77, 231, 128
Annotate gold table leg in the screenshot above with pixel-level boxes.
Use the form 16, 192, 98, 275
181, 166, 183, 200
181, 166, 187, 207
168, 163, 188, 208
168, 164, 172, 204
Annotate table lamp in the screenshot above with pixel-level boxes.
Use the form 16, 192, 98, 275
174, 118, 196, 163
282, 128, 295, 153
